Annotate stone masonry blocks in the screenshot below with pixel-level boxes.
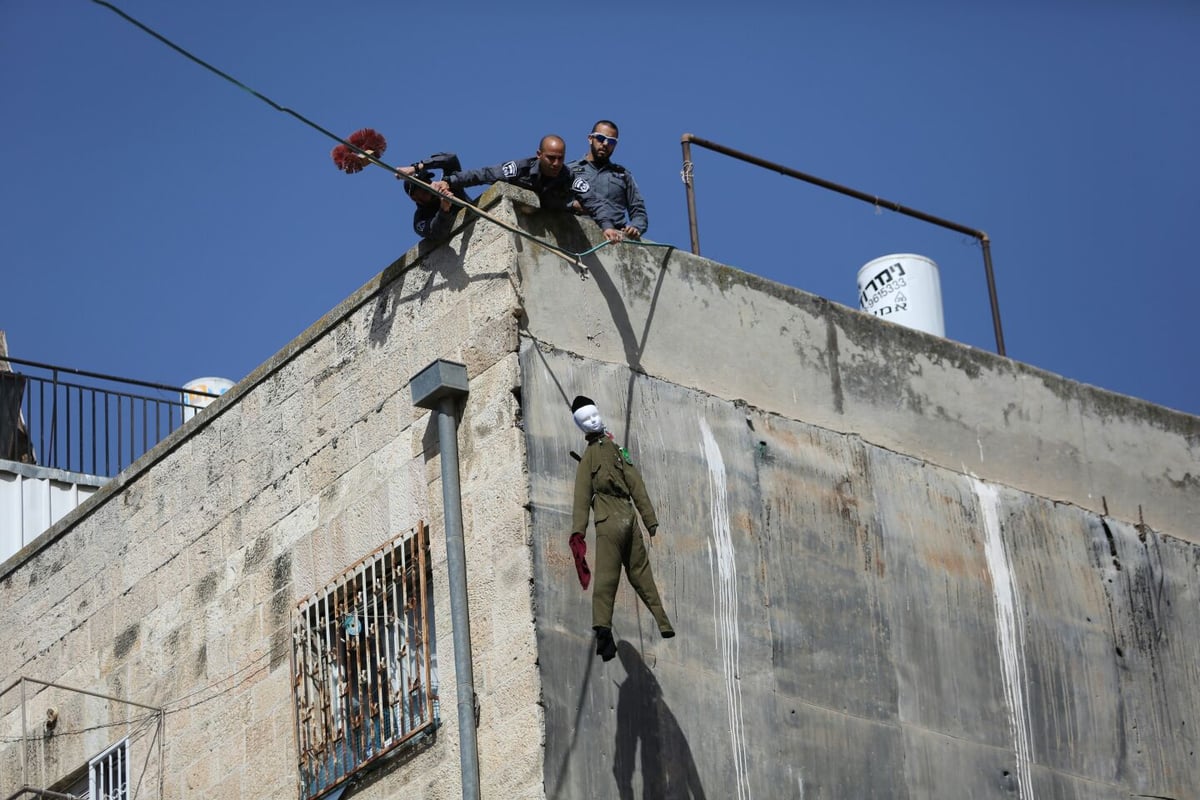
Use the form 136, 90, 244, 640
10, 184, 1196, 800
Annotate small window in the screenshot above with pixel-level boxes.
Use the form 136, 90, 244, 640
88, 737, 129, 800
292, 523, 437, 799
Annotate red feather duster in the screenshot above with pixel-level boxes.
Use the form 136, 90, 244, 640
331, 128, 388, 174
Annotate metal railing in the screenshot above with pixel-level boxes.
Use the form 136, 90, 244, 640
679, 133, 1006, 355
0, 677, 163, 800
0, 356, 222, 478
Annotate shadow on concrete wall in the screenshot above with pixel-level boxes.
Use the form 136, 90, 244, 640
515, 248, 672, 446
369, 215, 505, 350
548, 638, 598, 800
523, 204, 674, 443
613, 641, 706, 800
581, 253, 671, 443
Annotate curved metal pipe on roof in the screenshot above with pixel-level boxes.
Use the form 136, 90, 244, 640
679, 133, 1006, 355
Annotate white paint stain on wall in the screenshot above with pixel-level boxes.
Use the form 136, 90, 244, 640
974, 478, 1035, 798
700, 417, 752, 800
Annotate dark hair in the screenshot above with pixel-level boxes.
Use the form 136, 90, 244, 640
591, 119, 619, 137
403, 169, 435, 198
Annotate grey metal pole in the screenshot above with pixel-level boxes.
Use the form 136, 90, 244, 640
20, 677, 27, 791
979, 236, 1006, 356
410, 359, 479, 800
681, 135, 701, 255
436, 395, 481, 800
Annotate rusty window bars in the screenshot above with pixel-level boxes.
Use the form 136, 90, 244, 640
291, 523, 437, 800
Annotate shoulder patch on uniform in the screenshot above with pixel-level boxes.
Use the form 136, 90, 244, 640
572, 177, 590, 193
502, 160, 518, 178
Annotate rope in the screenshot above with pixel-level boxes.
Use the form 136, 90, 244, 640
576, 239, 676, 258
87, 1, 664, 271
569, 239, 676, 281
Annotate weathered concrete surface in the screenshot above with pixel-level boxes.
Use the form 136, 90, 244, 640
512, 223, 1199, 543
523, 348, 1200, 799
1, 188, 543, 800
513, 202, 1200, 798
3, 184, 1198, 800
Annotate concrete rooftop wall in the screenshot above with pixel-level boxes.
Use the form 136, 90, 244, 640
524, 352, 1200, 799
511, 196, 1200, 799
2, 185, 1197, 800
514, 223, 1198, 544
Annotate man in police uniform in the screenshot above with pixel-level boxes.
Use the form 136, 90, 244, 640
569, 120, 648, 245
436, 135, 588, 213
395, 153, 473, 241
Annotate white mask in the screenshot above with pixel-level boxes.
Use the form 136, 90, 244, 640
572, 404, 605, 434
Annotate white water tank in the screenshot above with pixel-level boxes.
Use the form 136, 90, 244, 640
182, 377, 235, 420
857, 253, 945, 337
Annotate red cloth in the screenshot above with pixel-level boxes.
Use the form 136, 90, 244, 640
569, 532, 591, 589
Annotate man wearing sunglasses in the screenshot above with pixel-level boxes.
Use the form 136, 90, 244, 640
569, 120, 648, 245
435, 135, 592, 214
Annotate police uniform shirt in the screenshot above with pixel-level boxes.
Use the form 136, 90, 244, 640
568, 158, 648, 234
412, 200, 457, 240
407, 152, 472, 241
447, 157, 577, 211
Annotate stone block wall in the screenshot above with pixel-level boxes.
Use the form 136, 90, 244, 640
4, 180, 1198, 800
0, 188, 542, 800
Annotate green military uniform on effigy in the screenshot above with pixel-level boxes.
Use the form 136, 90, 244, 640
572, 432, 674, 638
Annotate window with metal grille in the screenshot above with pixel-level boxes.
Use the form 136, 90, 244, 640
88, 737, 128, 800
292, 523, 437, 800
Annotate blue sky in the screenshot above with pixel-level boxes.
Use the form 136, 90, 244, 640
3, 1, 1198, 416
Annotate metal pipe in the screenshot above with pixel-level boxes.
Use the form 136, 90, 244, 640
158, 708, 165, 799
20, 677, 27, 791
417, 521, 433, 730
681, 135, 985, 236
680, 134, 1007, 355
979, 235, 1006, 355
1, 676, 163, 712
5, 789, 84, 800
680, 135, 701, 255
435, 394, 481, 800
